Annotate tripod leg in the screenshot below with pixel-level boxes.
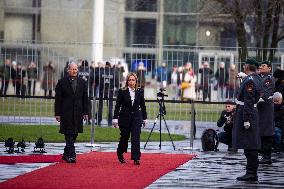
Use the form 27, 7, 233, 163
144, 113, 159, 149
162, 115, 176, 150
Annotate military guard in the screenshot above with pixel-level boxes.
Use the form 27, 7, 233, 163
233, 58, 262, 181
258, 60, 275, 164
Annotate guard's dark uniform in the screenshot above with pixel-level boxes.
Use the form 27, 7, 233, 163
96, 66, 117, 125
233, 73, 262, 177
113, 87, 147, 160
257, 73, 275, 163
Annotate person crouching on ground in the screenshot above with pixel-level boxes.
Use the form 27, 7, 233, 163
112, 73, 147, 165
55, 62, 89, 163
273, 92, 284, 152
217, 100, 235, 151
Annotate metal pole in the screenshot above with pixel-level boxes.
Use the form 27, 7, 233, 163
86, 97, 100, 148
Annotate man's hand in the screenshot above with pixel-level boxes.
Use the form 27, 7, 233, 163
143, 120, 147, 128
83, 115, 88, 120
112, 119, 118, 128
55, 116, 61, 122
244, 121, 250, 129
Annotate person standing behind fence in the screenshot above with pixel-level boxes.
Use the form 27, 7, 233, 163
198, 61, 213, 101
227, 63, 239, 100
257, 60, 275, 164
183, 63, 196, 100
42, 61, 56, 97
55, 62, 89, 163
15, 63, 27, 97
155, 62, 168, 89
0, 58, 14, 95
97, 61, 117, 126
233, 58, 262, 181
27, 61, 38, 96
215, 62, 229, 101
112, 73, 147, 165
136, 62, 146, 88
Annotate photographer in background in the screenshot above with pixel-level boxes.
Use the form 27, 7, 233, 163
217, 100, 235, 151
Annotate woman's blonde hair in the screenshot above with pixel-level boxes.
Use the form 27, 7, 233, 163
125, 72, 138, 89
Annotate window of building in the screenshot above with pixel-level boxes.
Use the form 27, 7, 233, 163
125, 0, 157, 12
164, 0, 197, 13
164, 16, 197, 46
125, 18, 156, 46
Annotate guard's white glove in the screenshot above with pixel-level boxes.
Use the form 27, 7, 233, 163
258, 98, 264, 103
143, 120, 147, 128
112, 119, 118, 128
244, 121, 250, 129
237, 72, 247, 79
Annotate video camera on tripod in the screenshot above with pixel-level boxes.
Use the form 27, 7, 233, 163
157, 88, 168, 115
157, 88, 168, 98
144, 88, 175, 150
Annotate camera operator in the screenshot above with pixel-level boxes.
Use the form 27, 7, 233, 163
217, 100, 235, 151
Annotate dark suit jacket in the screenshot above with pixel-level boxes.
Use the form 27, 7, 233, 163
55, 76, 89, 134
114, 87, 147, 126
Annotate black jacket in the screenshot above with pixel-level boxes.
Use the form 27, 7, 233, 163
55, 76, 89, 134
217, 110, 234, 133
114, 87, 147, 125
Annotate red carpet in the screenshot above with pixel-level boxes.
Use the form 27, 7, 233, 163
0, 155, 62, 164
0, 152, 195, 189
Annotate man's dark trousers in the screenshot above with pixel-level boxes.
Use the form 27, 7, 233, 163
244, 149, 259, 175
64, 134, 78, 158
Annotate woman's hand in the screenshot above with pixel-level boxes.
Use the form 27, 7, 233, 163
143, 120, 147, 128
112, 119, 118, 128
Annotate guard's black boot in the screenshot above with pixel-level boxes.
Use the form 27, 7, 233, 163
236, 171, 258, 181
259, 155, 272, 164
117, 151, 126, 164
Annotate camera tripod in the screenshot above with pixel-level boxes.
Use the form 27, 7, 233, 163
144, 97, 175, 150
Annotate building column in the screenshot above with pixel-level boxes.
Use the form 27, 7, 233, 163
157, 0, 164, 65
92, 0, 104, 63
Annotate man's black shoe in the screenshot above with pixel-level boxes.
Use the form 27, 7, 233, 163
236, 173, 258, 181
134, 160, 140, 165
117, 151, 126, 164
259, 158, 272, 165
259, 157, 272, 164
62, 155, 75, 163
69, 157, 76, 163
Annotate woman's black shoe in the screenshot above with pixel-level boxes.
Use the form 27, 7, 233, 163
134, 160, 140, 165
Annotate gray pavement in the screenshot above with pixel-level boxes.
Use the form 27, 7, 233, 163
1, 120, 284, 188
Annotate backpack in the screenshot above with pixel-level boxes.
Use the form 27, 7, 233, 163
201, 129, 219, 151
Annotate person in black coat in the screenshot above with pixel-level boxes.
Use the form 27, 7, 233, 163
55, 62, 89, 163
233, 58, 262, 181
113, 72, 147, 165
257, 60, 275, 164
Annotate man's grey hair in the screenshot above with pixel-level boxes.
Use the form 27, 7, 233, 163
273, 92, 282, 100
68, 61, 77, 69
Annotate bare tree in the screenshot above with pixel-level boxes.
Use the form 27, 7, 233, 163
202, 0, 284, 62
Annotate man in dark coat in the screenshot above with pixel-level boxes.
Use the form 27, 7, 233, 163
233, 58, 262, 181
55, 62, 89, 163
257, 60, 275, 164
